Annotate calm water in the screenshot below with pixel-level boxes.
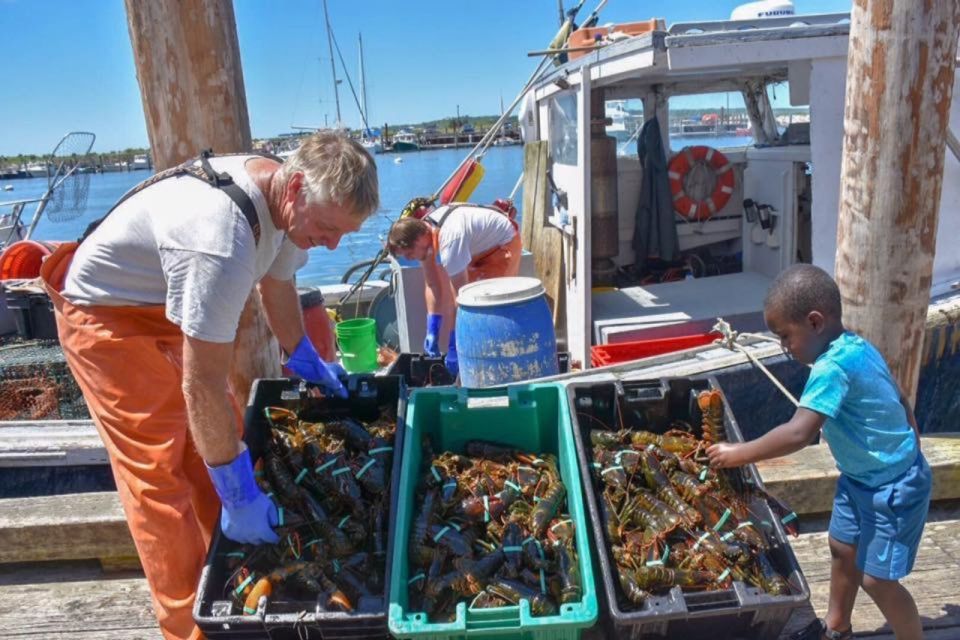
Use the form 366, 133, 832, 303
3, 146, 524, 287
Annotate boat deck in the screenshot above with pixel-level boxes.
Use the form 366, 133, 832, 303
2, 506, 958, 639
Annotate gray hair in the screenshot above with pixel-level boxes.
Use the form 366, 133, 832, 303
278, 131, 379, 219
764, 264, 843, 322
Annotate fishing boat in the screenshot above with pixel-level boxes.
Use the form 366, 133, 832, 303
390, 129, 420, 152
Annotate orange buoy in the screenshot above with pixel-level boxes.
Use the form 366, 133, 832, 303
667, 146, 735, 221
0, 240, 62, 280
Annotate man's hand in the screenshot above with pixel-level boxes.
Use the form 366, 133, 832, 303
206, 447, 280, 545
285, 335, 348, 398
424, 313, 443, 357
706, 442, 747, 469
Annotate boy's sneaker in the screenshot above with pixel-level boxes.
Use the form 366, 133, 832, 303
790, 618, 853, 640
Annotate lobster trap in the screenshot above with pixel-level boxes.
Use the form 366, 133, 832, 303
0, 338, 88, 421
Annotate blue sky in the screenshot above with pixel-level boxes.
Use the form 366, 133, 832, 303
0, 0, 851, 156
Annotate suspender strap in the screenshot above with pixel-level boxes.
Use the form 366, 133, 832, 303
423, 204, 461, 229
79, 150, 277, 245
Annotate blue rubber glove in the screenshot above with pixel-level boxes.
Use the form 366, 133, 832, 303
206, 447, 280, 545
424, 313, 443, 357
445, 329, 459, 378
286, 335, 348, 398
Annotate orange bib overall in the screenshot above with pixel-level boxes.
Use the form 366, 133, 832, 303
41, 243, 226, 640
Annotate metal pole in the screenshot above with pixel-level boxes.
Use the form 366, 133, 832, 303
322, 0, 342, 128
834, 0, 960, 400
359, 33, 369, 132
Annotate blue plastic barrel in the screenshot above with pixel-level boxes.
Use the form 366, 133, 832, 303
455, 277, 559, 387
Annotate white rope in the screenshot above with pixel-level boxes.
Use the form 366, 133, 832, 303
712, 317, 800, 407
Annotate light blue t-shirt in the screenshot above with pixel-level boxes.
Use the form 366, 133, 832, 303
799, 332, 917, 487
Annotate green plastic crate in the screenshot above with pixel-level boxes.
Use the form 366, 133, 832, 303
388, 384, 598, 640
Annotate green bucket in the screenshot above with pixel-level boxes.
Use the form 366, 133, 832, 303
335, 317, 378, 373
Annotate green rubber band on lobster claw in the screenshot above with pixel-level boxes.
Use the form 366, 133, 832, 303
443, 479, 458, 491
408, 572, 425, 585
294, 468, 309, 485
693, 531, 710, 551
712, 508, 733, 532
662, 544, 670, 564
277, 508, 285, 527
431, 466, 442, 483
601, 465, 625, 476
531, 457, 545, 465
717, 568, 731, 583
224, 551, 246, 558
332, 559, 341, 574
368, 446, 393, 455
234, 573, 255, 596
539, 568, 548, 594
243, 605, 257, 615
483, 496, 491, 523
433, 525, 452, 543
721, 531, 736, 542
518, 465, 537, 473
447, 520, 462, 532
591, 462, 602, 469
315, 458, 338, 474
504, 480, 521, 493
338, 515, 351, 529
355, 459, 377, 480
468, 591, 490, 610
502, 545, 523, 553
645, 559, 663, 567
288, 534, 300, 559
781, 512, 798, 525
305, 538, 322, 548
550, 519, 573, 533
646, 443, 656, 452
737, 520, 755, 530
332, 466, 352, 477
699, 469, 709, 482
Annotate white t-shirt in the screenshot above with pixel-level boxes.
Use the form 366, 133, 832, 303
427, 204, 516, 277
62, 155, 307, 343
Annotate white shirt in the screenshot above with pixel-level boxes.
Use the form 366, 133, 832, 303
62, 155, 307, 343
427, 204, 516, 277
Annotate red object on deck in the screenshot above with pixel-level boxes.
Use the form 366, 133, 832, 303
0, 240, 62, 280
590, 332, 721, 368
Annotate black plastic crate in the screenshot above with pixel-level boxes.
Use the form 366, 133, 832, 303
194, 374, 406, 639
385, 351, 572, 388
5, 291, 58, 341
568, 378, 810, 640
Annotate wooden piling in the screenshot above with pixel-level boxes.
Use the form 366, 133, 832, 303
124, 0, 278, 407
834, 0, 960, 399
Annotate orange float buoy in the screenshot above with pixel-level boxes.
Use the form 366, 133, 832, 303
667, 146, 735, 221
0, 240, 62, 280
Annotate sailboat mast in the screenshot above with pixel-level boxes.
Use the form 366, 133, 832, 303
322, 0, 342, 128
359, 33, 369, 132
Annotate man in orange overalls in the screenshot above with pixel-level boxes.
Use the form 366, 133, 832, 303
386, 202, 521, 376
39, 132, 378, 640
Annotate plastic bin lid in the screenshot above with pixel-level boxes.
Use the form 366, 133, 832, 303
456, 276, 545, 307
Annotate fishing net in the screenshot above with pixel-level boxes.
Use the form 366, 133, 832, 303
43, 131, 96, 223
0, 338, 89, 421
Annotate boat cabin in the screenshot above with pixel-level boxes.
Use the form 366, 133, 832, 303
519, 12, 960, 368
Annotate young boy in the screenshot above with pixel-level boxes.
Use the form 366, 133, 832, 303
707, 264, 931, 640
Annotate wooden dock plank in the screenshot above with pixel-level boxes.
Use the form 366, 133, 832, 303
757, 434, 960, 515
0, 561, 160, 639
0, 492, 136, 564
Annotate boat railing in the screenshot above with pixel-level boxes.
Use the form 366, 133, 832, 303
668, 12, 851, 36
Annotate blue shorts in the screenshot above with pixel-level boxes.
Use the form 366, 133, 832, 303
829, 453, 931, 580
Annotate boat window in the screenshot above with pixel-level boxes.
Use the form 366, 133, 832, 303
767, 81, 810, 143
667, 91, 752, 151
548, 92, 579, 166
605, 99, 645, 157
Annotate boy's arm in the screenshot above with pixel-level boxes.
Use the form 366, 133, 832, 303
422, 257, 449, 317
707, 408, 826, 468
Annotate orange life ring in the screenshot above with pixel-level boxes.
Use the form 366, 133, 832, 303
667, 145, 735, 221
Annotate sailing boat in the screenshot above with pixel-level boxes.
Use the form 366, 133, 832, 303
358, 33, 383, 154
492, 93, 521, 146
